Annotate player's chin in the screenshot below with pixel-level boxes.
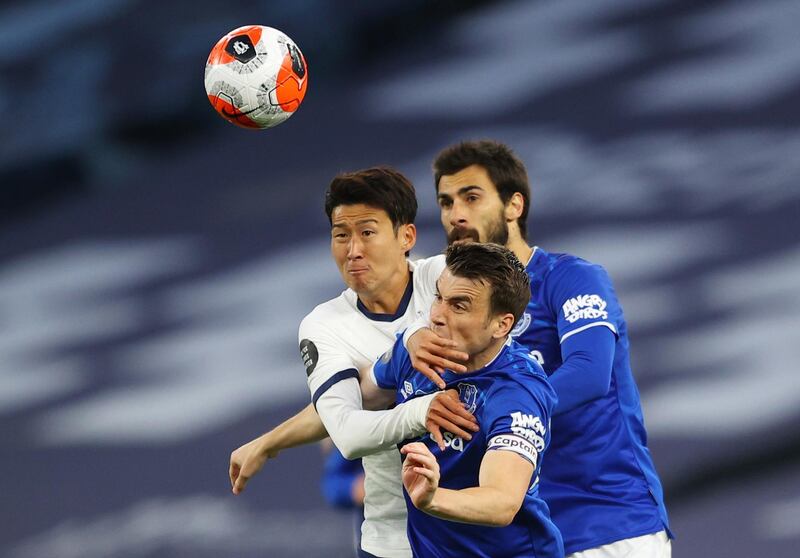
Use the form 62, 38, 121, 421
345, 273, 372, 289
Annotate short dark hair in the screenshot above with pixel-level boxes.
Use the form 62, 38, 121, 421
433, 140, 530, 240
325, 166, 418, 230
445, 242, 530, 323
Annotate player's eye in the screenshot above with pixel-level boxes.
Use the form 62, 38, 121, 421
466, 194, 479, 203
333, 232, 348, 240
438, 198, 452, 209
362, 230, 375, 237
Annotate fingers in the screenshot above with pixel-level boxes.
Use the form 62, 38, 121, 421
233, 473, 249, 495
229, 462, 239, 489
436, 392, 479, 430
428, 423, 446, 451
402, 444, 438, 470
416, 349, 468, 375
409, 329, 469, 379
414, 362, 446, 389
425, 338, 469, 369
428, 415, 473, 442
401, 442, 430, 456
412, 466, 437, 482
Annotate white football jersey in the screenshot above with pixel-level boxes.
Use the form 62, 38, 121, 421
298, 255, 444, 558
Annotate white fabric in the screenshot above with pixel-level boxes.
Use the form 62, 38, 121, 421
401, 316, 430, 348
567, 530, 671, 558
315, 380, 435, 459
298, 255, 445, 558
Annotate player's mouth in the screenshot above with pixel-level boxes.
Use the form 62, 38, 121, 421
447, 227, 480, 245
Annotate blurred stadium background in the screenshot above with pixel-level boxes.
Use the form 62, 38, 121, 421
2, 0, 799, 556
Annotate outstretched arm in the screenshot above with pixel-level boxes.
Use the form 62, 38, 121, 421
401, 442, 532, 527
317, 373, 477, 460
230, 403, 327, 494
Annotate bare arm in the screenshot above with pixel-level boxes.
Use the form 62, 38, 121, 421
402, 442, 533, 527
229, 403, 327, 494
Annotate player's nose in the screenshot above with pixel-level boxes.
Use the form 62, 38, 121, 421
430, 306, 447, 327
347, 237, 364, 259
448, 202, 468, 227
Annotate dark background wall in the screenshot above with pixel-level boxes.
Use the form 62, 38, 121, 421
2, 1, 799, 556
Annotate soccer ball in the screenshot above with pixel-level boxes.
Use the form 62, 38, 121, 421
205, 25, 308, 129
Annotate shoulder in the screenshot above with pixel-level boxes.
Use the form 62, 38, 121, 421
551, 254, 608, 282
486, 347, 556, 407
299, 291, 353, 338
409, 254, 446, 283
540, 251, 613, 292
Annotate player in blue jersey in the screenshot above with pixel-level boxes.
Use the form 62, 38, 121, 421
406, 140, 672, 557
364, 242, 563, 558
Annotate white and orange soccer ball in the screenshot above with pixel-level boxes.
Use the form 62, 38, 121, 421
205, 25, 308, 129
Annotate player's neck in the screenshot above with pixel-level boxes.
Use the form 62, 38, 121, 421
465, 336, 508, 372
506, 236, 533, 266
357, 265, 411, 315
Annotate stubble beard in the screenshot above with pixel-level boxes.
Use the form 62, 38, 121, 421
446, 211, 509, 247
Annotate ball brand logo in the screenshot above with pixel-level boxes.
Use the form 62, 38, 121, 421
287, 43, 306, 78
225, 34, 257, 64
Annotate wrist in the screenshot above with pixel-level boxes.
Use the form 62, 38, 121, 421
403, 324, 430, 349
256, 433, 275, 456
421, 486, 443, 514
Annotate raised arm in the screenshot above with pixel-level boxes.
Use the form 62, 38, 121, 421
401, 442, 533, 527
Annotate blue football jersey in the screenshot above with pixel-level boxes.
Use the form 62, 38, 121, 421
512, 247, 671, 554
373, 336, 564, 558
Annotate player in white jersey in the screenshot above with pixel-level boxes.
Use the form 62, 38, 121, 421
229, 167, 476, 558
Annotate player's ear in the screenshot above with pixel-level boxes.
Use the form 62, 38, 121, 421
504, 192, 524, 222
493, 312, 516, 338
399, 223, 417, 253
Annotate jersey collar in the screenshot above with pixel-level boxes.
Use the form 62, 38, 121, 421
356, 273, 414, 322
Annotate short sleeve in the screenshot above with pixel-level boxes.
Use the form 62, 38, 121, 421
298, 314, 359, 405
545, 258, 620, 344
370, 334, 411, 391
484, 380, 551, 468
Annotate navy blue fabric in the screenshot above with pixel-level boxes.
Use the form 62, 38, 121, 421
312, 368, 359, 408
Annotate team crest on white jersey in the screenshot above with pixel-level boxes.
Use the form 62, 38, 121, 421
510, 312, 531, 337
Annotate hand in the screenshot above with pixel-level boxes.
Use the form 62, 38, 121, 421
401, 442, 440, 510
229, 434, 280, 495
407, 328, 468, 389
427, 389, 479, 451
